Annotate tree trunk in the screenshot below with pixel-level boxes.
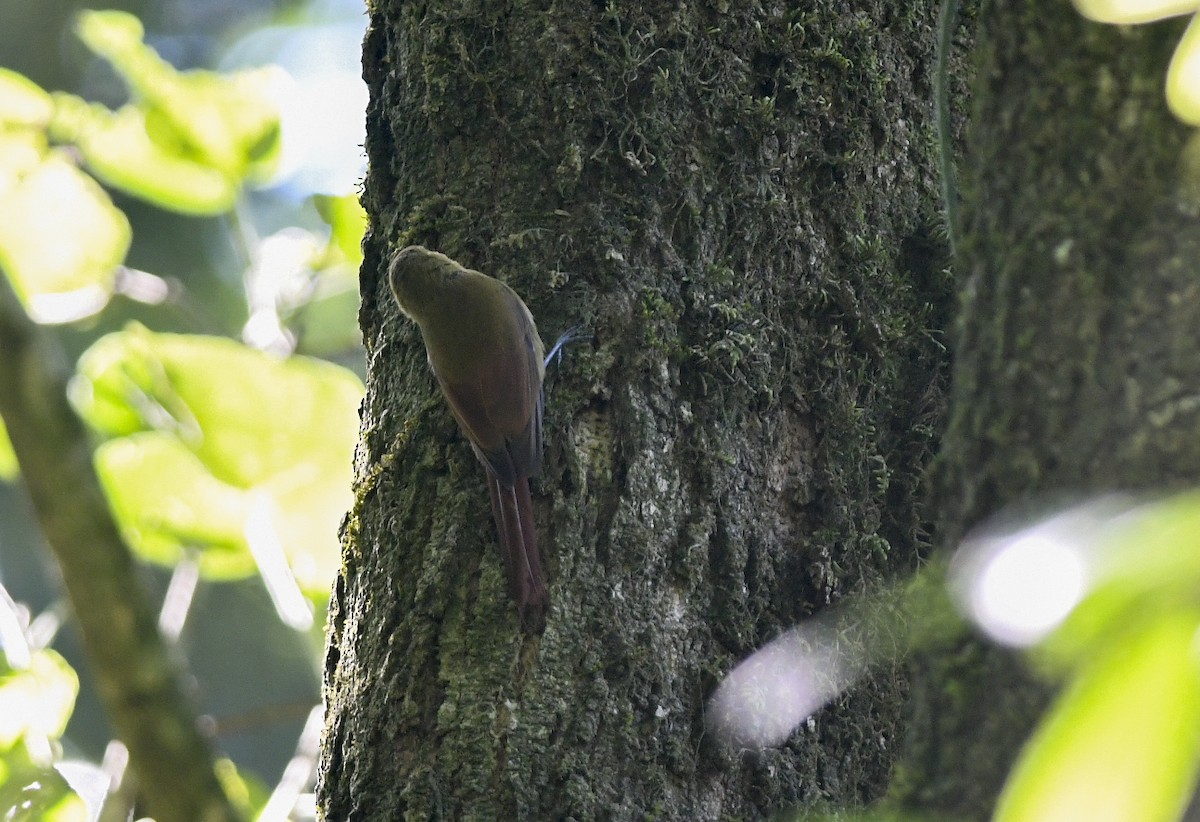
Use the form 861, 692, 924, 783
897, 3, 1195, 817
320, 3, 950, 819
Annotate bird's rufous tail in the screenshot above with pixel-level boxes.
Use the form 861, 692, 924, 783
486, 472, 547, 626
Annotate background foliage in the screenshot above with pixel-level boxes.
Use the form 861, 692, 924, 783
0, 1, 366, 817
4, 1, 1200, 820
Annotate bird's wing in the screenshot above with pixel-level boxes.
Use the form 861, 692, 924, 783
435, 316, 543, 483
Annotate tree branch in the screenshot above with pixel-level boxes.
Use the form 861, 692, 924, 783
0, 274, 241, 822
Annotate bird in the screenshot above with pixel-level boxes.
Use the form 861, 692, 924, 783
387, 245, 548, 621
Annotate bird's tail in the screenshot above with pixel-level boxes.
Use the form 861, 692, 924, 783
487, 473, 548, 627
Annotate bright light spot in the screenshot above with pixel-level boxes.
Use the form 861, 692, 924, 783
242, 228, 321, 353
708, 617, 865, 748
115, 266, 172, 305
157, 557, 200, 641
971, 534, 1087, 647
949, 499, 1137, 647
222, 17, 367, 196
258, 705, 324, 822
56, 759, 113, 816
27, 285, 110, 324
245, 494, 313, 631
0, 588, 31, 669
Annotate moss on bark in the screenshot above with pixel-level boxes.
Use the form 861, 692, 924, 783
898, 3, 1195, 818
322, 3, 951, 819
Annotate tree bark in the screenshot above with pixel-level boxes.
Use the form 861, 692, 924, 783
320, 3, 951, 819
897, 3, 1195, 817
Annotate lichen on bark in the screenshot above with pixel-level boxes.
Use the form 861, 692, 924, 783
321, 3, 951, 819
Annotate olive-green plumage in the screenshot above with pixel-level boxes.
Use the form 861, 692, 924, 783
388, 246, 548, 618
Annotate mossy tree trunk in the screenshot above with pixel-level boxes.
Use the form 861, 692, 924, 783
896, 3, 1197, 818
319, 3, 950, 819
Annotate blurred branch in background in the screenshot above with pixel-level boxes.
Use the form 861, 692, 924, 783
0, 264, 241, 821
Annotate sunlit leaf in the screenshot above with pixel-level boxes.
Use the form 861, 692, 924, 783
73, 324, 362, 594
314, 193, 367, 267
0, 419, 16, 480
95, 433, 257, 579
289, 274, 361, 356
1035, 491, 1200, 669
0, 152, 129, 322
215, 756, 272, 820
0, 130, 46, 196
247, 207, 363, 356
35, 789, 88, 822
293, 194, 365, 354
0, 649, 78, 750
1092, 492, 1200, 588
0, 68, 52, 127
1070, 0, 1200, 127
996, 608, 1200, 822
51, 95, 240, 215
1071, 0, 1195, 24
73, 10, 281, 195
1169, 13, 1200, 125
0, 759, 86, 822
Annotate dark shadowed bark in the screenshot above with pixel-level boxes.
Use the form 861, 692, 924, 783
319, 3, 951, 819
896, 3, 1196, 818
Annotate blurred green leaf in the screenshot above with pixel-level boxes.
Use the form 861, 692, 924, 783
0, 150, 130, 322
0, 648, 79, 751
289, 275, 361, 356
73, 324, 362, 594
215, 756, 272, 820
0, 68, 52, 127
314, 193, 367, 267
286, 253, 361, 355
0, 419, 16, 480
287, 194, 364, 355
0, 128, 46, 179
0, 757, 86, 822
1037, 491, 1200, 671
59, 10, 282, 214
996, 608, 1200, 822
0, 591, 88, 820
95, 433, 256, 579
51, 95, 242, 215
1092, 492, 1200, 592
